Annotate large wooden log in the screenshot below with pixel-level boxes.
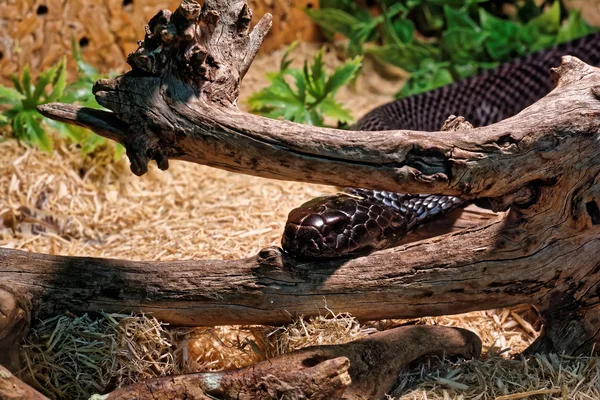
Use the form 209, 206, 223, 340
27, 0, 600, 358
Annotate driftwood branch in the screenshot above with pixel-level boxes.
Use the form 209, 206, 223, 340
0, 364, 48, 400
0, 288, 29, 372
102, 325, 480, 399
26, 0, 600, 358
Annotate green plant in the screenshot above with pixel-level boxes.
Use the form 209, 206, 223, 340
306, 0, 598, 99
0, 39, 123, 158
0, 61, 66, 152
247, 42, 362, 126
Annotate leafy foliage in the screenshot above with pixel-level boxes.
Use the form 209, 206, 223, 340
0, 39, 123, 158
248, 43, 362, 126
0, 61, 66, 152
306, 0, 598, 98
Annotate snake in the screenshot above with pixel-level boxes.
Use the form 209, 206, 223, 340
281, 31, 600, 260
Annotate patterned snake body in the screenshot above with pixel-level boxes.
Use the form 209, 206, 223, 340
282, 32, 600, 260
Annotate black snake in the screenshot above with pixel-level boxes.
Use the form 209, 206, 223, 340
282, 32, 600, 260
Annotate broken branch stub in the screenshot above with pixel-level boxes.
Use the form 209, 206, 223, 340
89, 0, 272, 176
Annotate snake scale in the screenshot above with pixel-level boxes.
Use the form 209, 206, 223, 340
281, 32, 600, 260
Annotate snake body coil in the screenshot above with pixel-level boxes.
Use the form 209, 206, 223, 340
282, 32, 600, 260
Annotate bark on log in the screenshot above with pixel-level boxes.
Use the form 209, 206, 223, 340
0, 364, 48, 400
102, 325, 480, 400
0, 288, 29, 372
28, 0, 600, 356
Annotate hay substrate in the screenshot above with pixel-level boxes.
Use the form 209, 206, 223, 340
2, 43, 598, 399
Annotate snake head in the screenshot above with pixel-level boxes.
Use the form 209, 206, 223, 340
282, 193, 412, 260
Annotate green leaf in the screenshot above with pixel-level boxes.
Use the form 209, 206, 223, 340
289, 69, 307, 105
426, 67, 454, 90
32, 63, 59, 105
479, 8, 523, 60
61, 83, 102, 108
306, 108, 323, 127
381, 1, 415, 46
442, 28, 487, 64
384, 18, 416, 46
377, 3, 415, 43
248, 44, 358, 127
520, 0, 560, 50
0, 85, 24, 104
302, 61, 313, 98
417, 4, 445, 33
12, 113, 28, 141
280, 41, 299, 72
3, 107, 21, 122
396, 61, 453, 98
531, 0, 561, 32
11, 74, 23, 95
405, 0, 423, 9
310, 48, 326, 96
24, 112, 52, 152
249, 77, 299, 108
324, 56, 362, 96
318, 96, 354, 124
557, 10, 595, 43
303, 49, 327, 100
247, 74, 307, 123
444, 5, 479, 31
21, 66, 32, 100
46, 58, 67, 102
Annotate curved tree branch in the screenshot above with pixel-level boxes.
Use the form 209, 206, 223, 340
39, 65, 600, 199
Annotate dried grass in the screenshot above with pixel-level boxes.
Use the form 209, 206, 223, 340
391, 353, 600, 399
265, 309, 376, 357
21, 313, 118, 399
2, 44, 599, 398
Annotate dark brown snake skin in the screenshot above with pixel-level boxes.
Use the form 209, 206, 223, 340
282, 32, 600, 260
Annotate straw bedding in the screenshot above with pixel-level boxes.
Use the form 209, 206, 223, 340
2, 43, 599, 399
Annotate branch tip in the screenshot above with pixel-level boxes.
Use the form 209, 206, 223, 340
551, 55, 593, 87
